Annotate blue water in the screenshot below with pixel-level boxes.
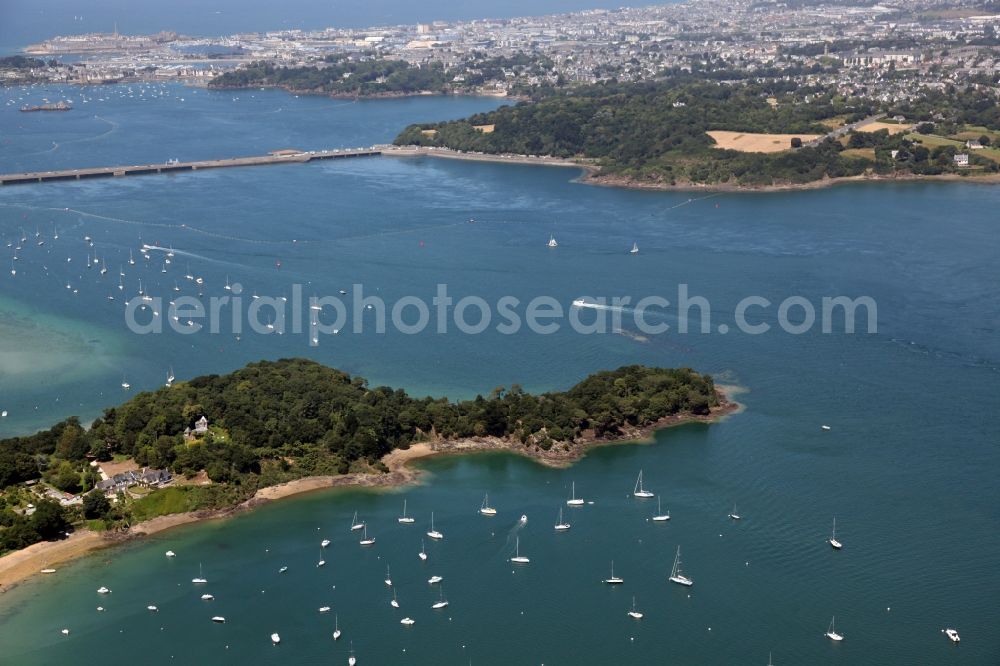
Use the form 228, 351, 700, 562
0, 0, 672, 53
0, 84, 998, 664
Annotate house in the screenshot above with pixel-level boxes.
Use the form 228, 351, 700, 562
194, 416, 209, 435
966, 140, 983, 150
138, 468, 172, 488
954, 153, 970, 167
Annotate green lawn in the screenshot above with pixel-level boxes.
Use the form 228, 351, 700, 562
130, 486, 200, 521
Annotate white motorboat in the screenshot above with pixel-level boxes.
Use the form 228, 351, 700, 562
97, 586, 110, 594
668, 546, 693, 586
201, 594, 214, 601
428, 575, 443, 584
400, 617, 415, 625
321, 539, 331, 548
211, 616, 226, 623
271, 632, 281, 645
943, 628, 960, 643
319, 606, 331, 613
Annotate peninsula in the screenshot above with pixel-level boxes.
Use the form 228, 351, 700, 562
0, 359, 734, 587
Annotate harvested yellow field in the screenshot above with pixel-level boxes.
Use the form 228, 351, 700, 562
473, 124, 496, 133
841, 148, 876, 160
707, 130, 821, 153
856, 121, 912, 135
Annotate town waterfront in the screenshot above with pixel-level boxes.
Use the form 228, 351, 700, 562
0, 84, 998, 664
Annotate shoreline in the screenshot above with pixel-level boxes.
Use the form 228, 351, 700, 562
385, 145, 1000, 192
0, 388, 738, 593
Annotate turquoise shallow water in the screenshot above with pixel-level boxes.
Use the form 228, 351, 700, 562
0, 84, 998, 664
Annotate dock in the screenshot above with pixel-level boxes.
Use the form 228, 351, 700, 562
0, 147, 382, 186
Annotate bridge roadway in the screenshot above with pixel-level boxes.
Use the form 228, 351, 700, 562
0, 147, 383, 185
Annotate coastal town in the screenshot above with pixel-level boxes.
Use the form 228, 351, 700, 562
3, 0, 999, 101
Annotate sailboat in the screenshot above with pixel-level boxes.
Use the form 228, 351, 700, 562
510, 537, 530, 564
554, 506, 571, 531
224, 275, 231, 291
479, 493, 497, 516
426, 512, 443, 540
547, 235, 558, 248
652, 497, 671, 522
829, 517, 842, 550
317, 547, 326, 567
384, 565, 392, 586
630, 242, 639, 255
271, 632, 281, 645
192, 563, 207, 584
398, 499, 415, 524
567, 481, 585, 506
628, 596, 643, 619
332, 615, 341, 640
825, 616, 844, 641
350, 511, 364, 531
603, 560, 624, 584
166, 368, 175, 387
391, 589, 399, 608
431, 587, 449, 609
419, 540, 428, 561
633, 470, 654, 498
348, 642, 356, 665
729, 503, 741, 520
128, 249, 135, 266
358, 524, 375, 546
669, 546, 693, 586
100, 259, 107, 275
118, 273, 124, 291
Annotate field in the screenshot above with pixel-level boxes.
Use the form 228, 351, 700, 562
840, 148, 876, 161
907, 133, 1000, 164
707, 130, 821, 153
856, 120, 912, 135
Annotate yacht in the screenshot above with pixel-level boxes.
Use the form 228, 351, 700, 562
668, 546, 693, 586
319, 606, 331, 613
332, 614, 341, 640
121, 377, 130, 390
97, 586, 110, 594
147, 605, 158, 612
358, 525, 375, 546
554, 507, 571, 531
432, 588, 449, 609
479, 493, 497, 516
630, 242, 639, 255
321, 539, 331, 548
211, 616, 226, 623
398, 499, 415, 524
829, 517, 843, 550
510, 537, 530, 564
400, 617, 415, 625
652, 497, 671, 522
419, 540, 428, 561
567, 481, 585, 506
633, 470, 654, 498
201, 594, 214, 601
426, 512, 443, 540
547, 235, 558, 248
572, 297, 587, 308
278, 566, 288, 574
603, 561, 624, 584
628, 596, 643, 619
428, 575, 443, 584
165, 550, 176, 557
728, 503, 741, 520
350, 511, 364, 531
943, 628, 960, 643
825, 616, 843, 641
192, 563, 207, 584
41, 568, 56, 574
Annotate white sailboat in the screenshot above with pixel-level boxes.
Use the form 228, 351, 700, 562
431, 587, 449, 609
426, 512, 443, 540
652, 497, 671, 522
166, 367, 175, 386
271, 632, 281, 645
358, 524, 375, 546
332, 615, 341, 640
350, 511, 364, 531
630, 242, 639, 255
554, 506, 571, 531
391, 589, 399, 608
829, 517, 842, 550
825, 616, 844, 641
398, 499, 415, 524
628, 596, 643, 619
479, 493, 497, 516
547, 235, 558, 248
729, 503, 741, 520
510, 537, 530, 564
633, 470, 655, 498
419, 540, 428, 561
668, 546, 693, 586
603, 560, 624, 584
317, 547, 326, 567
348, 642, 356, 665
384, 565, 392, 586
567, 481, 585, 506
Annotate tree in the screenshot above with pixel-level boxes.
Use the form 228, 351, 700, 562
30, 499, 69, 539
979, 135, 991, 147
82, 491, 111, 519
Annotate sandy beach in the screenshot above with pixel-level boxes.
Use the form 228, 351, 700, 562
0, 392, 737, 593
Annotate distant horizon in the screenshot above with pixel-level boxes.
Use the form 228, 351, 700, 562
0, 0, 681, 53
